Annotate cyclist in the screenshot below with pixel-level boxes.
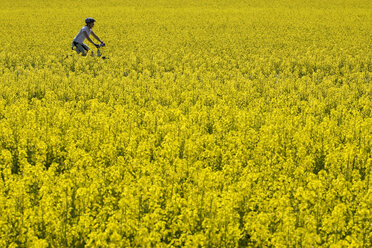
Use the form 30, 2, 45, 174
72, 18, 105, 56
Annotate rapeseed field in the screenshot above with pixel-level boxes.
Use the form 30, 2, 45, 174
0, 0, 371, 247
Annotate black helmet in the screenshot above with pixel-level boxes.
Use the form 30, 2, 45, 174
85, 18, 96, 24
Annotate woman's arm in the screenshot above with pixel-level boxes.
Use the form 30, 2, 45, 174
83, 31, 99, 47
91, 31, 103, 44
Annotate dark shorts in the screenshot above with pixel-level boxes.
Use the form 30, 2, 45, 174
72, 41, 89, 53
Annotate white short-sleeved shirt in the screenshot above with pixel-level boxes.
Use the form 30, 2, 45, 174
73, 26, 92, 43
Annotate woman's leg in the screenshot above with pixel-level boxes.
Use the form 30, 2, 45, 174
75, 43, 89, 56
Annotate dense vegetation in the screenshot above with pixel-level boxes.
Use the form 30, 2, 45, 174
0, 0, 371, 247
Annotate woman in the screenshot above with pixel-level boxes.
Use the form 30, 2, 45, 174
72, 18, 105, 56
